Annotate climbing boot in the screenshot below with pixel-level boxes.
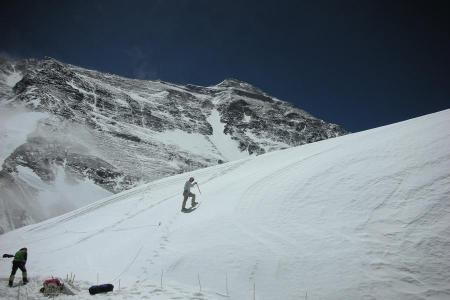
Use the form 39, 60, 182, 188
8, 275, 14, 287
22, 272, 28, 284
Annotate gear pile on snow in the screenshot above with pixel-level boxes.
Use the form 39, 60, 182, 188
39, 278, 64, 296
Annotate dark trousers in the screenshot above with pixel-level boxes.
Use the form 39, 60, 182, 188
182, 191, 196, 209
10, 261, 26, 276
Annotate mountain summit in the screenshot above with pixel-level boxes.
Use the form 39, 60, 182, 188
0, 57, 346, 232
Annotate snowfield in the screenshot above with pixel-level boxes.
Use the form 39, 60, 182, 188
1, 109, 449, 299
1, 58, 347, 233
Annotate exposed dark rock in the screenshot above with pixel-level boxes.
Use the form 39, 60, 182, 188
0, 57, 348, 232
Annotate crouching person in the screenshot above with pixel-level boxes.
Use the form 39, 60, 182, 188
9, 247, 28, 287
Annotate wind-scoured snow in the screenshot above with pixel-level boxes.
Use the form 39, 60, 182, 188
206, 109, 251, 161
152, 129, 218, 158
0, 110, 449, 300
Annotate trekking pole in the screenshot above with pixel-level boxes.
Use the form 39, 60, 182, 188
196, 183, 201, 194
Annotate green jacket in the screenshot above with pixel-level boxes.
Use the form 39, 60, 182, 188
13, 248, 27, 263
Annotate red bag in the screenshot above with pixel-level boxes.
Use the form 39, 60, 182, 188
40, 278, 64, 295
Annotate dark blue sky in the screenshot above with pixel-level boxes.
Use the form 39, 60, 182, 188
1, 0, 449, 132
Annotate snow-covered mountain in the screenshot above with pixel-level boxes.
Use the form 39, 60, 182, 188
0, 109, 448, 300
0, 57, 346, 233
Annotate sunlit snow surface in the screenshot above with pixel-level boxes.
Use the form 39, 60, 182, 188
206, 109, 250, 161
1, 110, 449, 299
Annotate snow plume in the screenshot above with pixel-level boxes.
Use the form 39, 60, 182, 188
0, 106, 114, 233
1, 109, 449, 299
0, 51, 19, 62
17, 164, 112, 218
0, 107, 48, 166
126, 46, 158, 80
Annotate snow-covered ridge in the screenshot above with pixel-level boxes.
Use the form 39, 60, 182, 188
0, 57, 347, 233
1, 109, 449, 299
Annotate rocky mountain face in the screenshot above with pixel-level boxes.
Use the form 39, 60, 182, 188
0, 57, 347, 233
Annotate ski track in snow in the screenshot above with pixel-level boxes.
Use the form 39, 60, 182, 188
1, 109, 450, 299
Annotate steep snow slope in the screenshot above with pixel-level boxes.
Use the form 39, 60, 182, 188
0, 110, 449, 300
0, 57, 347, 233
